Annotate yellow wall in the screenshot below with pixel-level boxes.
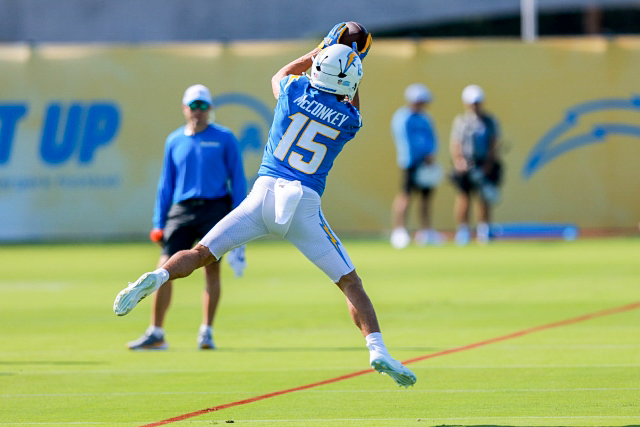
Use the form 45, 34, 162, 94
350, 38, 640, 232
1, 38, 639, 239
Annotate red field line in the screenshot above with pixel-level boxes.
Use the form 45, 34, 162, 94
140, 301, 640, 427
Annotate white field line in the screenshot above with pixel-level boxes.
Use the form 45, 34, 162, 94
1, 343, 639, 355
421, 363, 640, 368
0, 344, 639, 360
3, 387, 640, 398
491, 343, 640, 349
1, 415, 640, 425
0, 282, 68, 291
4, 363, 640, 375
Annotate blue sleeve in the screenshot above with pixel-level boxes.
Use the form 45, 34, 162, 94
152, 138, 176, 229
280, 75, 298, 98
224, 133, 247, 209
280, 75, 291, 92
391, 109, 410, 168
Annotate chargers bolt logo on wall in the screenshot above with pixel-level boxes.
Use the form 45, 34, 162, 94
523, 96, 640, 179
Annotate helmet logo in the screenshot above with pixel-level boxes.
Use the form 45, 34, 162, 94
344, 51, 358, 73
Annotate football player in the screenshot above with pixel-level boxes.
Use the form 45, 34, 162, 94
114, 29, 416, 388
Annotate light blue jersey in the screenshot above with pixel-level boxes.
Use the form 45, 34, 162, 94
391, 106, 438, 169
258, 75, 362, 196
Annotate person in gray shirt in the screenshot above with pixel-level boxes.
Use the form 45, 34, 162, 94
449, 85, 502, 245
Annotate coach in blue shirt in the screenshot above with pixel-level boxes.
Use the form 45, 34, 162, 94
127, 84, 247, 350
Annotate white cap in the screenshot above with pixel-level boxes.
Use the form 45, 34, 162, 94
182, 84, 212, 105
462, 84, 484, 104
404, 83, 432, 104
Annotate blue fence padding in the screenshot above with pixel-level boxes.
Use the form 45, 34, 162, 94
490, 223, 579, 240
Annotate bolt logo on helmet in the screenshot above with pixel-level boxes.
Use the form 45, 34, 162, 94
310, 44, 363, 100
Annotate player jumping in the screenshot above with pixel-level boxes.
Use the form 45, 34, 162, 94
114, 25, 417, 388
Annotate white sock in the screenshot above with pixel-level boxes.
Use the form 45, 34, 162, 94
146, 325, 165, 337
365, 332, 389, 355
199, 324, 212, 334
152, 268, 170, 284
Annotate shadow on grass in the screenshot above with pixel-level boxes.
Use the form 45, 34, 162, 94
215, 346, 438, 352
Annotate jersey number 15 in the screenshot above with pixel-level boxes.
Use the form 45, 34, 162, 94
273, 112, 339, 174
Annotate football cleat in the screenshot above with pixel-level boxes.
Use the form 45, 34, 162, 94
370, 352, 417, 388
113, 272, 163, 316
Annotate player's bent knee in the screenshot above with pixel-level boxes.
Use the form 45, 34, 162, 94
336, 270, 362, 292
194, 244, 218, 265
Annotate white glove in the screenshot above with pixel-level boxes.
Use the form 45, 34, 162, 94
227, 245, 247, 278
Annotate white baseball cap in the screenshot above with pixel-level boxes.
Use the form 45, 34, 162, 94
462, 84, 484, 104
182, 84, 212, 105
405, 83, 432, 104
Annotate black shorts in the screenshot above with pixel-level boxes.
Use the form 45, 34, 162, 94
162, 195, 232, 256
450, 161, 503, 195
401, 165, 433, 196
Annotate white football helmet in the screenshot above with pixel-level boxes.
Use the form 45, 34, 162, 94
310, 44, 363, 100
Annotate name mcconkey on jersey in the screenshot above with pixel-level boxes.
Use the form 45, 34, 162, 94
293, 95, 349, 127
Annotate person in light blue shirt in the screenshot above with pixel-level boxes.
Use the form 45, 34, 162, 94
114, 35, 416, 388
390, 83, 443, 249
126, 84, 247, 351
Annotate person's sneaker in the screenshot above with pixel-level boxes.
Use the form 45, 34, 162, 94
428, 230, 446, 245
415, 229, 445, 246
370, 352, 417, 387
197, 329, 215, 350
127, 328, 168, 350
113, 272, 164, 316
476, 223, 491, 244
454, 226, 471, 246
390, 227, 411, 249
413, 229, 430, 246
423, 229, 445, 245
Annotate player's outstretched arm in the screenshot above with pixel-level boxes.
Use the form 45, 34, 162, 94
271, 48, 321, 99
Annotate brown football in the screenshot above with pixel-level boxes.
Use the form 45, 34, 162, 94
339, 21, 369, 52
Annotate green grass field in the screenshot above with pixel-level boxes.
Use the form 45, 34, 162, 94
1, 238, 639, 426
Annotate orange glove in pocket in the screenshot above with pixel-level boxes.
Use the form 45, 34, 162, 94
149, 228, 164, 243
